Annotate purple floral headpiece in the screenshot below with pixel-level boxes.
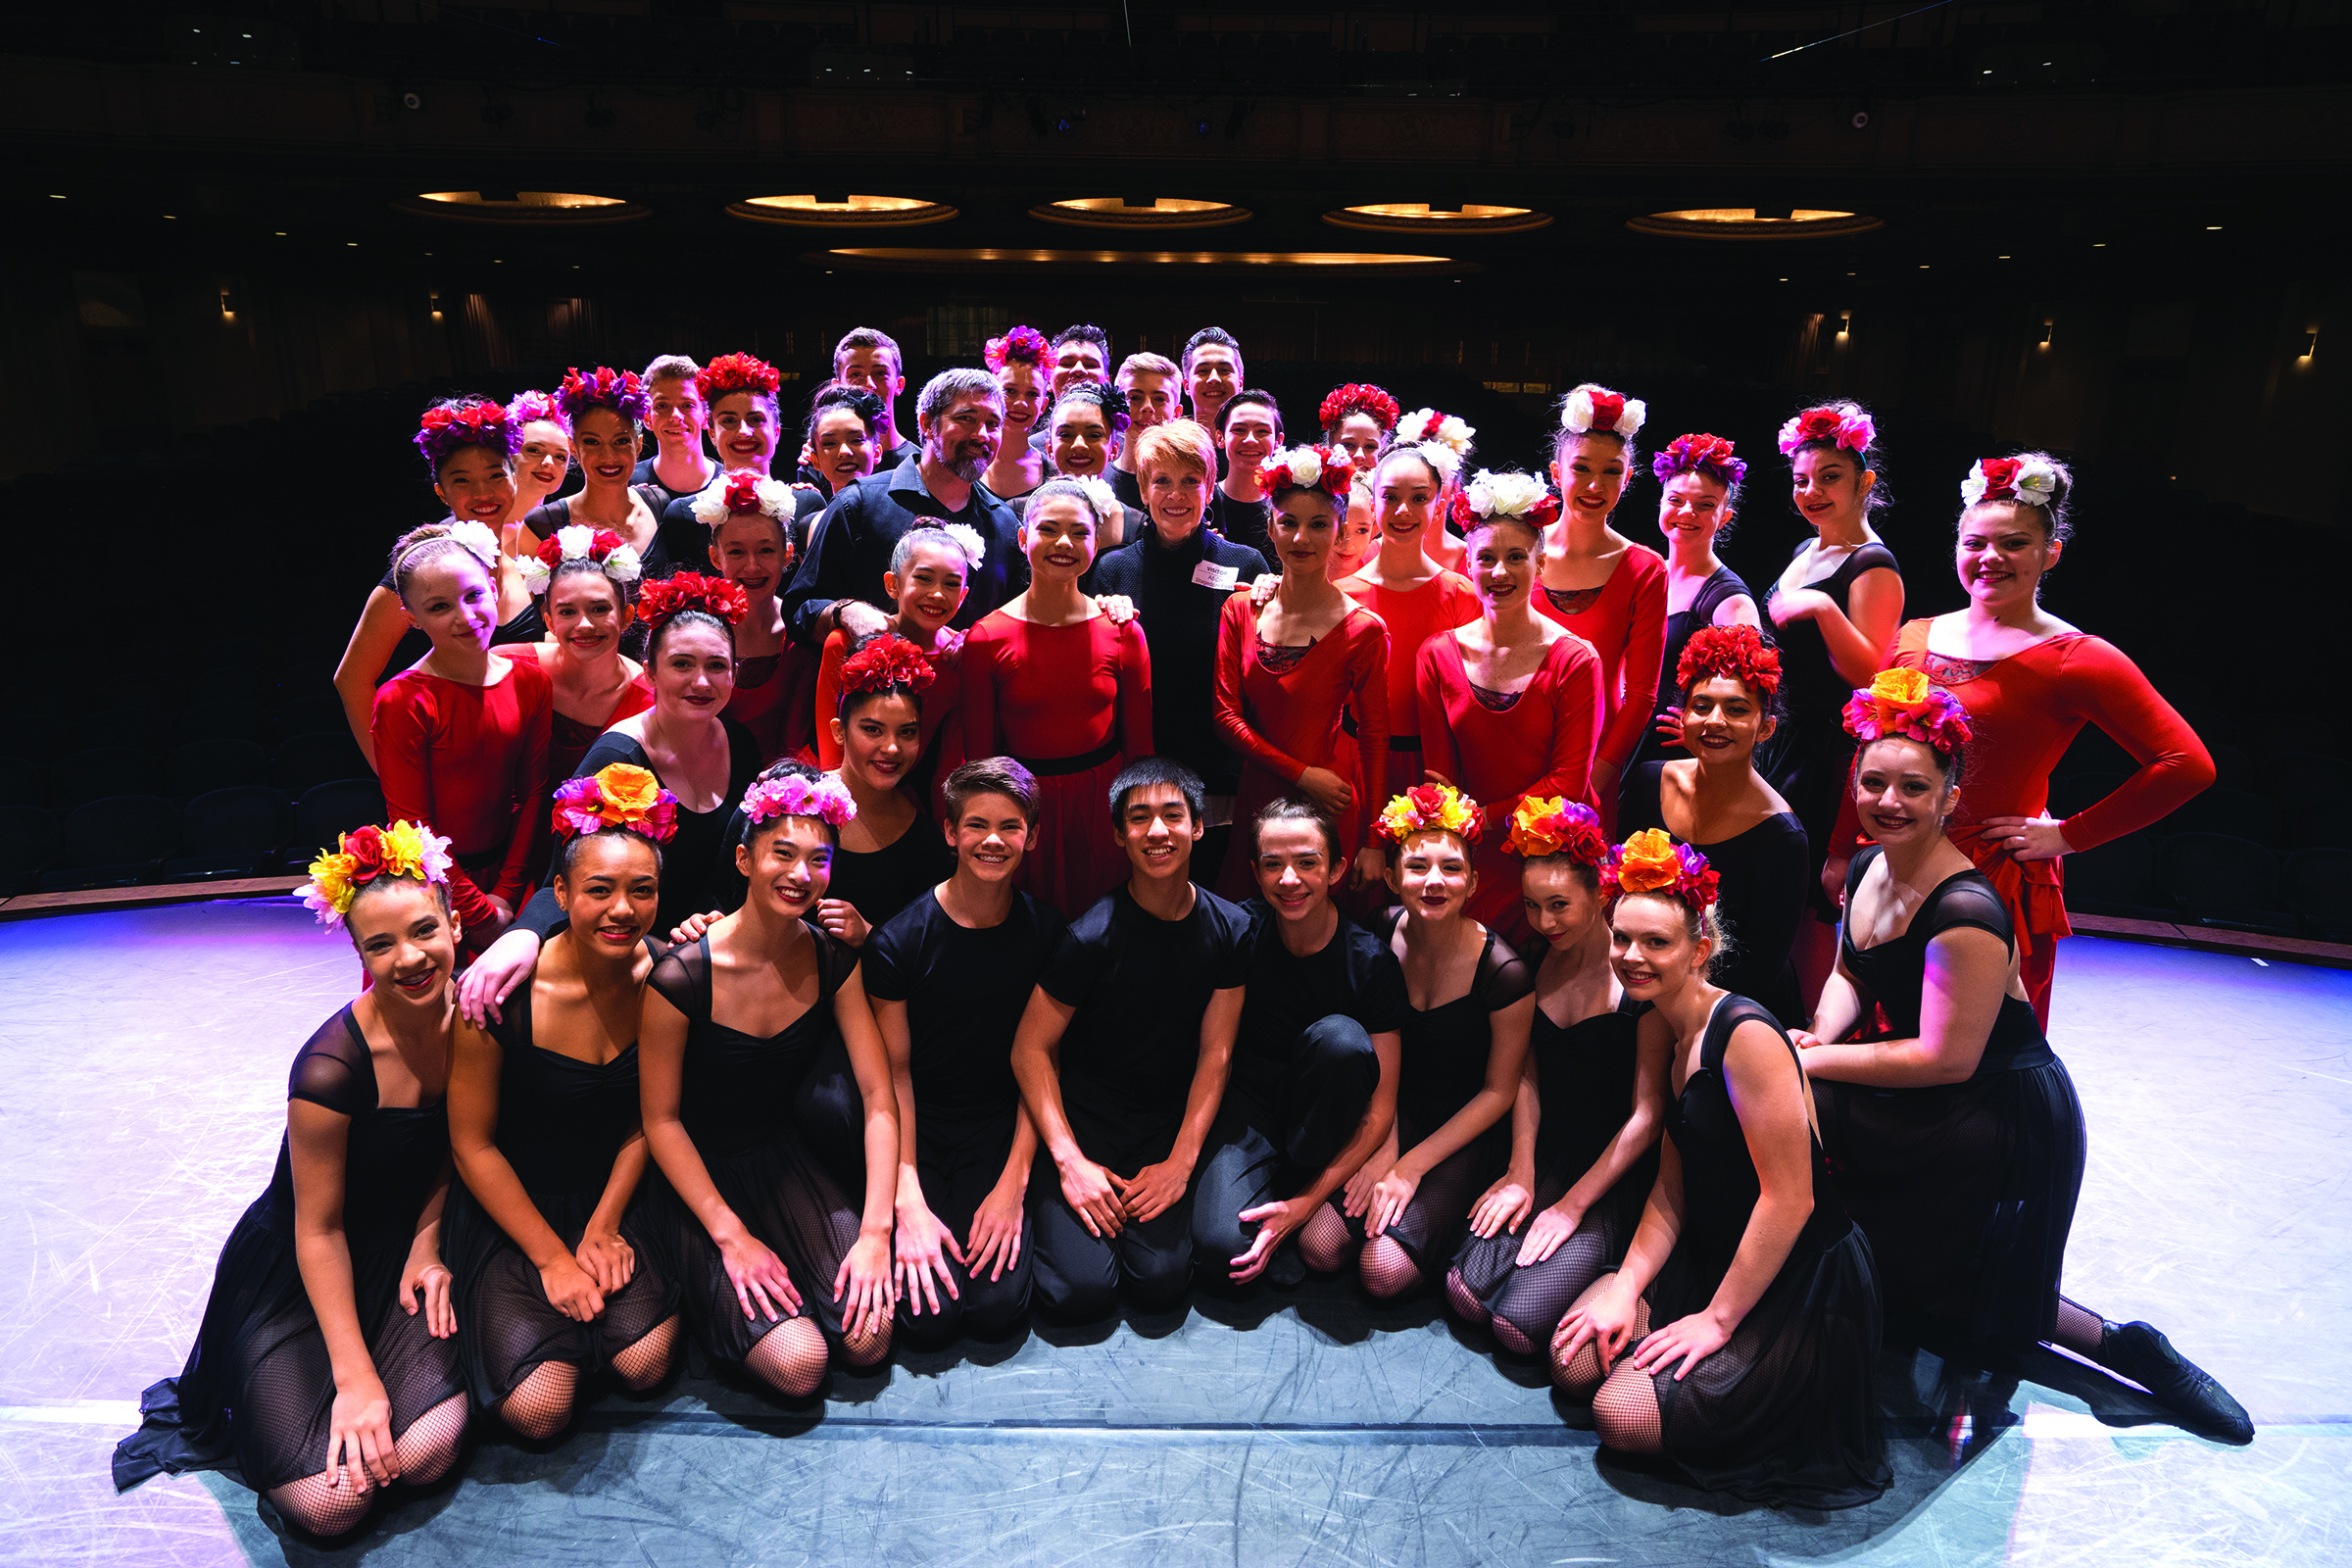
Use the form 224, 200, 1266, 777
985, 325, 1050, 372
507, 389, 568, 429
559, 366, 652, 426
1651, 432, 1747, 489
413, 399, 521, 470
743, 772, 858, 830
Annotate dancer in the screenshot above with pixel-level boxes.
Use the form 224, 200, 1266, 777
1331, 475, 1377, 583
1181, 327, 1243, 440
1886, 455, 2214, 1023
693, 471, 809, 763
1634, 432, 1759, 774
445, 768, 682, 1438
1797, 671, 2249, 1442
797, 381, 884, 501
507, 525, 653, 782
1449, 800, 1665, 1354
1618, 626, 1809, 1025
640, 763, 898, 1390
660, 353, 809, 565
1337, 443, 1482, 800
1553, 833, 1888, 1510
1298, 785, 1535, 1299
980, 325, 1050, 502
523, 368, 675, 581
1025, 382, 1140, 554
1107, 351, 1181, 509
1014, 758, 1250, 1317
372, 523, 554, 946
1320, 382, 1401, 472
1536, 386, 1667, 828
1212, 444, 1390, 897
1390, 408, 1476, 571
504, 390, 575, 557
1416, 481, 1604, 940
862, 759, 1066, 1340
822, 636, 955, 938
813, 521, 975, 775
1195, 801, 1401, 1287
635, 355, 716, 506
115, 825, 470, 1537
1207, 390, 1283, 565
832, 326, 917, 467
964, 478, 1154, 917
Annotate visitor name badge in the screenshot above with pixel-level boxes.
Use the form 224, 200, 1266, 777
1192, 561, 1240, 592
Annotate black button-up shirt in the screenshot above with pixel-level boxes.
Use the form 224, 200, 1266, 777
782, 454, 1022, 645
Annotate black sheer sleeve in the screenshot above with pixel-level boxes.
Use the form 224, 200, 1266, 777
647, 938, 712, 1022
1922, 874, 2018, 956
1473, 935, 1536, 1012
287, 1008, 377, 1116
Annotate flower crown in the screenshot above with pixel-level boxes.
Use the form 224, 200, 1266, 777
507, 389, 567, 429
1057, 380, 1132, 436
635, 571, 749, 631
517, 524, 643, 595
1449, 468, 1561, 531
1395, 408, 1475, 457
1841, 667, 1973, 755
299, 820, 454, 929
1678, 623, 1783, 705
1602, 830, 1720, 908
984, 324, 1051, 372
552, 762, 680, 842
1376, 783, 1485, 847
1559, 386, 1646, 441
1778, 404, 1875, 458
395, 520, 502, 581
1319, 382, 1400, 433
1255, 444, 1354, 500
1507, 797, 1607, 864
743, 772, 858, 830
840, 634, 937, 697
415, 400, 521, 470
703, 352, 781, 402
1652, 432, 1747, 489
1959, 456, 2060, 511
691, 471, 796, 526
559, 366, 652, 426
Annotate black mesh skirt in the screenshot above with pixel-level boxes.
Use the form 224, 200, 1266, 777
651, 1129, 863, 1367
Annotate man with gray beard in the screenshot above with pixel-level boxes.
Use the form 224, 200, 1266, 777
785, 368, 1023, 644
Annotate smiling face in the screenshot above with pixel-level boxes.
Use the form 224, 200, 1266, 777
1051, 398, 1112, 478
737, 814, 833, 920
1022, 493, 1100, 584
710, 392, 778, 471
1269, 488, 1337, 578
1330, 412, 1386, 471
1466, 519, 1543, 612
1522, 858, 1602, 949
1331, 489, 1376, 579
1116, 781, 1201, 884
649, 620, 734, 721
885, 537, 970, 635
1186, 344, 1240, 419
573, 408, 639, 490
948, 790, 1031, 882
710, 513, 788, 603
433, 445, 516, 525
517, 420, 573, 493
556, 832, 661, 955
1956, 501, 2057, 612
838, 346, 904, 409
997, 362, 1044, 437
1253, 816, 1335, 924
1658, 470, 1732, 545
403, 550, 499, 655
833, 690, 922, 791
1790, 445, 1875, 533
1852, 736, 1955, 849
922, 394, 1004, 480
1221, 402, 1279, 472
347, 877, 459, 1005
647, 374, 708, 449
1548, 433, 1628, 524
1051, 338, 1107, 400
1373, 451, 1440, 544
1387, 828, 1474, 921
1122, 369, 1175, 432
544, 566, 631, 663
1680, 674, 1776, 765
813, 407, 876, 490
1609, 893, 1708, 1002
1143, 459, 1209, 543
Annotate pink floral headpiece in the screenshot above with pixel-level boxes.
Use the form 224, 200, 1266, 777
506, 390, 568, 429
1778, 404, 1876, 458
552, 763, 680, 843
984, 325, 1050, 372
414, 400, 520, 470
559, 366, 652, 426
1841, 668, 1973, 755
743, 772, 858, 830
1652, 432, 1747, 489
1255, 444, 1354, 500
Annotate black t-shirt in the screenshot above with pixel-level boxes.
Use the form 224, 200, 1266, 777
1108, 466, 1143, 512
1038, 883, 1251, 1129
862, 888, 1068, 1120
633, 455, 716, 512
1234, 900, 1407, 1085
1206, 489, 1275, 571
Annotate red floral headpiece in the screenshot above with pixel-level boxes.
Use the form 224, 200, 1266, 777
1677, 623, 1782, 706
1841, 668, 1973, 755
636, 571, 749, 630
702, 352, 781, 402
1506, 798, 1607, 865
414, 399, 521, 469
839, 634, 937, 698
1778, 404, 1876, 458
1319, 383, 1400, 433
1255, 444, 1355, 500
1601, 830, 1720, 909
985, 325, 1051, 372
1652, 432, 1748, 489
559, 366, 652, 426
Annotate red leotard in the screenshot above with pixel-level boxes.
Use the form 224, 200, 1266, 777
1416, 630, 1605, 940
371, 655, 553, 929
1337, 567, 1482, 799
721, 642, 819, 765
499, 643, 653, 783
1211, 592, 1392, 896
1535, 545, 1667, 794
1892, 620, 2215, 1024
961, 611, 1152, 917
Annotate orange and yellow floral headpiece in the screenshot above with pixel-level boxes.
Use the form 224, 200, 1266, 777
1841, 667, 1972, 755
1506, 797, 1607, 866
1376, 783, 1484, 848
299, 820, 454, 929
552, 762, 679, 842
1601, 829, 1719, 908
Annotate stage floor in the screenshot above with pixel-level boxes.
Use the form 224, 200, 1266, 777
3, 900, 2345, 1567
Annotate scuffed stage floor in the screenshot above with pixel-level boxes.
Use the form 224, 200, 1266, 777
4, 900, 2345, 1566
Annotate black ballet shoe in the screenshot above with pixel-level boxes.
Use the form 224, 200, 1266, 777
2095, 1321, 2254, 1445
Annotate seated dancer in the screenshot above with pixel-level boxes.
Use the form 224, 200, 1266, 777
1212, 443, 1391, 899
508, 524, 652, 783
1888, 454, 2214, 1024
372, 522, 554, 948
1553, 832, 1888, 1510
1206, 389, 1283, 566
116, 824, 470, 1538
639, 764, 898, 1392
524, 368, 678, 581
691, 471, 809, 763
1619, 626, 1809, 1024
336, 396, 544, 765
1013, 758, 1250, 1318
1193, 801, 1401, 1288
813, 521, 977, 778
980, 324, 1050, 503
1390, 409, 1476, 572
445, 767, 683, 1439
796, 381, 884, 501
863, 760, 1068, 1341
1796, 671, 2250, 1442
1417, 476, 1604, 942
1298, 785, 1535, 1299
1633, 432, 1759, 775
1320, 382, 1401, 473
1448, 801, 1665, 1354
1020, 382, 1141, 557
962, 478, 1153, 918
821, 636, 956, 941
634, 354, 716, 508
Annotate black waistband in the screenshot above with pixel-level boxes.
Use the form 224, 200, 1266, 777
1015, 737, 1121, 777
1388, 734, 1422, 753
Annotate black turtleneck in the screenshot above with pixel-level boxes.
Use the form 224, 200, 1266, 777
1089, 520, 1268, 793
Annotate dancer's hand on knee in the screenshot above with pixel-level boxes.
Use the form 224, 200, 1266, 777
326, 1376, 397, 1493
1556, 1278, 1639, 1375
717, 1230, 800, 1321
894, 1200, 964, 1317
964, 1181, 1026, 1282
1231, 1198, 1308, 1283
1366, 1168, 1418, 1239
1631, 1310, 1730, 1382
1117, 1157, 1190, 1224
1468, 1173, 1533, 1240
1058, 1156, 1125, 1238
835, 1230, 897, 1341
576, 1228, 635, 1294
1516, 1200, 1586, 1266
400, 1254, 458, 1339
538, 1255, 608, 1324
1340, 1159, 1383, 1220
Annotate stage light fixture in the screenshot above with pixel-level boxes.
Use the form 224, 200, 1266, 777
729, 194, 956, 228
2038, 321, 2055, 348
1034, 198, 1250, 231
400, 191, 647, 226
813, 247, 1472, 277
1628, 209, 1881, 240
2302, 331, 2319, 362
1325, 204, 1551, 236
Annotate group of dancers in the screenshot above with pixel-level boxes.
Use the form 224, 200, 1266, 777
116, 323, 2250, 1532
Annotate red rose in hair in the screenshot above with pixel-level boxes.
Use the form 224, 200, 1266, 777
343, 825, 386, 879
1405, 784, 1446, 819
1447, 489, 1480, 530
1586, 390, 1626, 431
1979, 457, 2022, 497
723, 473, 765, 514
1796, 409, 1843, 443
535, 535, 566, 567
591, 529, 625, 557
1528, 493, 1561, 527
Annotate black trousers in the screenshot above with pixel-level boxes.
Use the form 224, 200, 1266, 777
1191, 1016, 1381, 1267
1027, 1098, 1200, 1320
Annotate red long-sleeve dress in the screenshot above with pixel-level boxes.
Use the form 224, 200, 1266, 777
1210, 592, 1391, 898
371, 656, 553, 930
1416, 630, 1605, 942
1891, 620, 2215, 1024
1536, 545, 1667, 822
1337, 567, 1482, 800
961, 611, 1152, 918
720, 641, 819, 766
498, 644, 653, 784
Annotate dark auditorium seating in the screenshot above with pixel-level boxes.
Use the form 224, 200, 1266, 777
273, 731, 372, 797
2062, 831, 2171, 922
2160, 786, 2284, 848
2283, 849, 2352, 942
0, 806, 61, 895
167, 786, 294, 880
47, 747, 158, 812
2153, 832, 2296, 936
44, 795, 181, 893
163, 739, 272, 803
289, 779, 388, 865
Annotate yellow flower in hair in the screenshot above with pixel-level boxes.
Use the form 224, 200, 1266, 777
596, 763, 662, 822
1613, 828, 1683, 894
378, 819, 431, 876
301, 849, 361, 920
1868, 666, 1931, 709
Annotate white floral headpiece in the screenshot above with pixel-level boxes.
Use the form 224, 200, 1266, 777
516, 523, 646, 595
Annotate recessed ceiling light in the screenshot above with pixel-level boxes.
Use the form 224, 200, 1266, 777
1326, 203, 1552, 236
816, 246, 1473, 276
399, 191, 648, 226
2206, 225, 2223, 230
2092, 242, 2106, 247
1997, 254, 2010, 259
48, 194, 65, 199
346, 241, 357, 247
1036, 198, 1251, 230
1629, 208, 1882, 241
731, 194, 956, 228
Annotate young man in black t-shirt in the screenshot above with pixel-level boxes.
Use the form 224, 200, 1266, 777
1013, 758, 1250, 1318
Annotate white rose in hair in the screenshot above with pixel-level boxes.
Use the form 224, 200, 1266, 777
1464, 476, 1495, 516
448, 519, 503, 567
517, 554, 552, 594
1493, 472, 1544, 514
942, 522, 987, 567
556, 523, 596, 561
1289, 450, 1321, 489
1562, 388, 1596, 433
1396, 409, 1435, 445
1437, 416, 1474, 451
605, 544, 643, 582
690, 483, 727, 524
1617, 398, 1648, 439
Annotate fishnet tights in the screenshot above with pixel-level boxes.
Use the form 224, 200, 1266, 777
1298, 1203, 1355, 1275
1592, 1361, 1666, 1454
1445, 1267, 1491, 1329
497, 1362, 577, 1441
841, 1313, 892, 1368
2052, 1295, 2108, 1357
1358, 1236, 1422, 1299
1550, 1277, 1650, 1397
610, 1314, 680, 1392
265, 1392, 469, 1539
745, 1316, 829, 1397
